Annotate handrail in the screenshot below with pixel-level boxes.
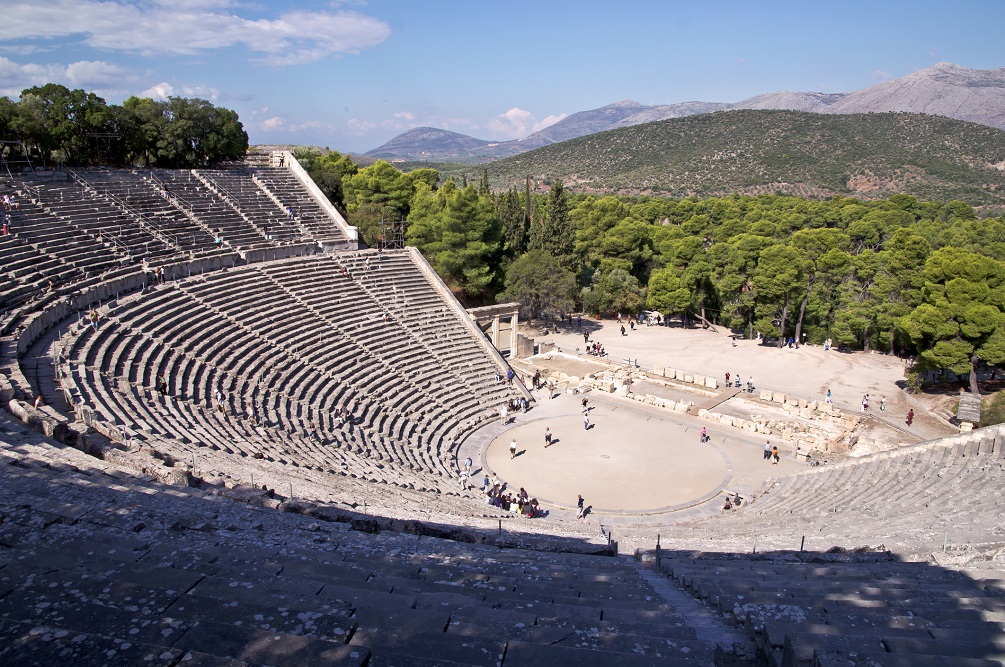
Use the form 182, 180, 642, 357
67, 168, 183, 253
29, 179, 131, 257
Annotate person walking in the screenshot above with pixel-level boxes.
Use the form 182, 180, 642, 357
906, 409, 914, 427
510, 439, 517, 459
771, 446, 780, 464
460, 469, 469, 490
544, 427, 553, 447
763, 440, 772, 461
583, 413, 590, 430
826, 388, 832, 404
700, 426, 708, 443
880, 396, 886, 412
576, 495, 585, 520
464, 456, 473, 474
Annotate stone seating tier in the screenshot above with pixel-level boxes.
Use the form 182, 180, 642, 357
0, 419, 712, 666
60, 251, 525, 508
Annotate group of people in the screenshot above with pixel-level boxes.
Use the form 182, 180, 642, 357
860, 394, 886, 413
473, 466, 539, 517
763, 440, 780, 464
724, 371, 754, 392
3, 192, 19, 233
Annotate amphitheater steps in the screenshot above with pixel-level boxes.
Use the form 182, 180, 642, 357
0, 428, 722, 666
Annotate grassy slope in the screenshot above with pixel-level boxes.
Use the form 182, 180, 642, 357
481, 110, 1005, 206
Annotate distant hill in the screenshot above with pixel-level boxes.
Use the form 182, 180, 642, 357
364, 100, 654, 162
824, 62, 1005, 129
365, 63, 1005, 164
733, 91, 847, 112
482, 110, 1005, 207
364, 127, 494, 162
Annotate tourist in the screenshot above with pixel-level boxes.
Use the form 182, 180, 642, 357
577, 495, 585, 520
747, 376, 754, 393
89, 308, 100, 331
620, 324, 626, 337
722, 497, 732, 513
510, 439, 517, 459
700, 426, 708, 443
460, 469, 469, 490
725, 372, 730, 386
482, 474, 491, 492
763, 440, 772, 461
544, 427, 552, 447
880, 396, 886, 412
826, 388, 832, 404
583, 413, 590, 430
33, 394, 43, 409
464, 456, 472, 473
771, 446, 779, 464
906, 409, 914, 427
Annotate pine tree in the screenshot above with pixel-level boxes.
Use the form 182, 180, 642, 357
529, 179, 574, 267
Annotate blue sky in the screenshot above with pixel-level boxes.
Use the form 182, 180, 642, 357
0, 0, 1002, 153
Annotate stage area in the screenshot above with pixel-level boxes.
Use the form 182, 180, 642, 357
485, 393, 735, 515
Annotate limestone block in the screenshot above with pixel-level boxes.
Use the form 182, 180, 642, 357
807, 401, 817, 411
760, 389, 773, 401
698, 408, 709, 418
773, 393, 786, 404
742, 421, 756, 431
799, 408, 813, 419
615, 386, 630, 396
653, 367, 665, 377
684, 375, 694, 383
705, 377, 718, 389
798, 398, 808, 408
694, 374, 706, 386
676, 402, 691, 413
718, 414, 734, 427
675, 370, 685, 381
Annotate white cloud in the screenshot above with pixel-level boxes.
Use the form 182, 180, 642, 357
260, 116, 286, 131
141, 81, 222, 102
393, 111, 414, 121
0, 56, 134, 97
0, 1, 391, 67
532, 113, 566, 133
486, 107, 565, 139
871, 69, 893, 82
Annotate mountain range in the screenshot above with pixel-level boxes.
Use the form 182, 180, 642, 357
365, 63, 1005, 163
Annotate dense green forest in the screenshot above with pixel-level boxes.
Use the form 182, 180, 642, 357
298, 148, 1005, 386
467, 110, 1005, 209
0, 84, 248, 167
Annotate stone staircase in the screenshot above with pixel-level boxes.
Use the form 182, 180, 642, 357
657, 550, 1005, 667
0, 419, 737, 666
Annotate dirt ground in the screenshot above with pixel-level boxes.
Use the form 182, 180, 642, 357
520, 317, 958, 457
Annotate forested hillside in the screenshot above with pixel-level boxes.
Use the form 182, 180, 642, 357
482, 110, 1005, 207
298, 145, 1005, 387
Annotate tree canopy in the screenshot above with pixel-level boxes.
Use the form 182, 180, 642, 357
0, 83, 248, 167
